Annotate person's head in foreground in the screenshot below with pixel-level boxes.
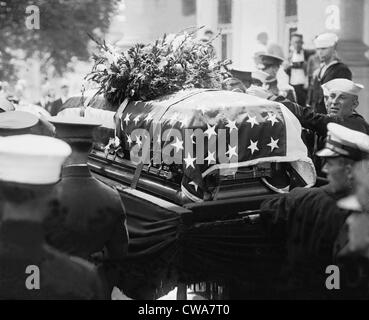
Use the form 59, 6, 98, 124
314, 32, 338, 64
321, 78, 364, 118
316, 123, 369, 194
0, 134, 71, 223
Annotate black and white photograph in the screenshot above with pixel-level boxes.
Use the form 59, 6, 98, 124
1, 0, 369, 307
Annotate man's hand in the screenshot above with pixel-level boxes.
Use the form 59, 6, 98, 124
347, 213, 369, 258
246, 86, 273, 100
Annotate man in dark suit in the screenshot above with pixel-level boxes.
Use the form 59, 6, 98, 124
308, 33, 352, 114
0, 134, 107, 299
261, 123, 369, 299
43, 116, 129, 286
285, 33, 316, 106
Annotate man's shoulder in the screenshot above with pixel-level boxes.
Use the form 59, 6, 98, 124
288, 186, 334, 203
289, 186, 324, 197
345, 114, 369, 134
327, 62, 352, 78
42, 245, 105, 299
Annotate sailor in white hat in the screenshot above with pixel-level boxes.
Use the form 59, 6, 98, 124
43, 116, 129, 292
316, 123, 369, 162
321, 78, 369, 132
0, 134, 107, 299
310, 32, 352, 114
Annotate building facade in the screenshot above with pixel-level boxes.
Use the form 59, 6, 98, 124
197, 0, 369, 121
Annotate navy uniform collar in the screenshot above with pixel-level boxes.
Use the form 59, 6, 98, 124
62, 165, 91, 178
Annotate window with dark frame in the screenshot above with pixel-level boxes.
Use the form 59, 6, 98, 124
285, 0, 297, 17
218, 0, 232, 24
182, 0, 196, 16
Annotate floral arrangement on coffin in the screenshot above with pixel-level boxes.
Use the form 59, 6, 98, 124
85, 28, 232, 106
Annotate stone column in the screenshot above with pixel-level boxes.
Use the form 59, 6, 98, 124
196, 0, 218, 32
337, 0, 369, 66
337, 0, 369, 121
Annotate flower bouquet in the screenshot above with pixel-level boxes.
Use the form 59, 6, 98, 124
85, 28, 232, 107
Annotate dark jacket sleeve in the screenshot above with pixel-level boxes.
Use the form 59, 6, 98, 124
270, 95, 331, 136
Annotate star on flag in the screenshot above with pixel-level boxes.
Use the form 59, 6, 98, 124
267, 137, 279, 152
135, 135, 142, 148
204, 151, 216, 164
247, 115, 259, 128
133, 115, 141, 125
226, 119, 238, 132
184, 153, 196, 169
248, 140, 259, 155
124, 113, 131, 126
226, 145, 238, 159
126, 134, 132, 146
204, 124, 217, 139
266, 112, 279, 126
171, 137, 184, 153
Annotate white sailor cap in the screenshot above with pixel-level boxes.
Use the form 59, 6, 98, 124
314, 32, 338, 48
316, 123, 369, 160
321, 78, 364, 96
0, 134, 71, 185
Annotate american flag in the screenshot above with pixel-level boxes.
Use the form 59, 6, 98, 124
117, 89, 315, 201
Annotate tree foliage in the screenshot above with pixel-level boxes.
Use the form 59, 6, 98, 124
0, 0, 120, 81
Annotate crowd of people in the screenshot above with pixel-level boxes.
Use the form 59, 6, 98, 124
1, 29, 369, 300
0, 110, 129, 299
242, 31, 369, 299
